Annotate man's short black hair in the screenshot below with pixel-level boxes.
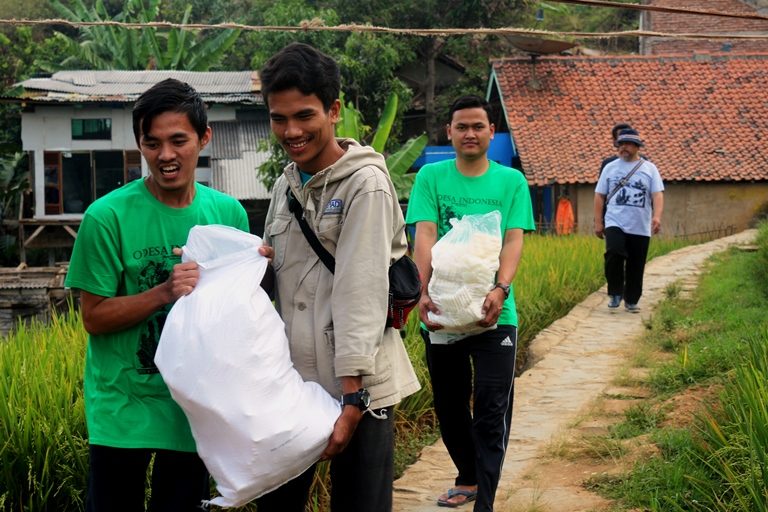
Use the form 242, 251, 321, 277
611, 123, 633, 141
448, 95, 493, 124
132, 78, 208, 144
260, 43, 340, 111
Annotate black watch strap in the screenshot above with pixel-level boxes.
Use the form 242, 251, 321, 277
340, 388, 370, 411
494, 282, 511, 299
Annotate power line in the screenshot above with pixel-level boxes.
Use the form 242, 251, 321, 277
1, 18, 768, 40
547, 0, 768, 21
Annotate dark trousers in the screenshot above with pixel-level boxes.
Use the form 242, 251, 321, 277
86, 445, 210, 512
255, 408, 395, 512
422, 325, 517, 512
604, 226, 651, 305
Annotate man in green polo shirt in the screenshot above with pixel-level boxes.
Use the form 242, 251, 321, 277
407, 95, 534, 511
65, 78, 248, 511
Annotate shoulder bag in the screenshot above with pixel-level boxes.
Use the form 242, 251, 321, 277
286, 187, 421, 330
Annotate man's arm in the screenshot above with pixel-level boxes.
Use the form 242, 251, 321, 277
594, 193, 606, 239
651, 191, 664, 235
479, 228, 523, 327
80, 257, 199, 335
320, 375, 363, 460
413, 221, 442, 331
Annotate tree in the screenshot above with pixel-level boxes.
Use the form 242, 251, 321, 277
49, 0, 241, 71
536, 1, 638, 53
0, 0, 53, 21
335, 92, 426, 200
326, 0, 533, 143
246, 0, 413, 135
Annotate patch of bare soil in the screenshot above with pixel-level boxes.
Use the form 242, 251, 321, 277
497, 375, 718, 511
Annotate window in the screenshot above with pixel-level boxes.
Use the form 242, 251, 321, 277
126, 151, 142, 182
72, 118, 112, 140
94, 151, 124, 199
61, 152, 92, 213
44, 152, 61, 215
43, 150, 144, 215
197, 156, 211, 168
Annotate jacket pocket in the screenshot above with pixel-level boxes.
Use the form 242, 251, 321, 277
316, 217, 343, 244
267, 215, 291, 271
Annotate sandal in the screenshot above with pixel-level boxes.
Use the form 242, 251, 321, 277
437, 487, 478, 508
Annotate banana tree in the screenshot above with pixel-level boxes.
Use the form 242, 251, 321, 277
336, 92, 427, 200
51, 0, 240, 71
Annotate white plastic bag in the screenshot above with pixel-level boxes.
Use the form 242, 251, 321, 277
155, 225, 341, 508
427, 211, 502, 334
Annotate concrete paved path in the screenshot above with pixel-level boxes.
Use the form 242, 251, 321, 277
393, 230, 757, 512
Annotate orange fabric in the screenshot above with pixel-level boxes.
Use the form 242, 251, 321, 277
555, 197, 575, 235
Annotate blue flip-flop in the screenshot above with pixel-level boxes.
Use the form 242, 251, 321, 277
437, 488, 477, 508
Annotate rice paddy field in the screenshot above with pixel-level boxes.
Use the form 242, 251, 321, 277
0, 233, 692, 510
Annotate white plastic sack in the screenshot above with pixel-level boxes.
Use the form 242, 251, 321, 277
428, 211, 502, 334
155, 224, 341, 508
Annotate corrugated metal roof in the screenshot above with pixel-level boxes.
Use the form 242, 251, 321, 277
210, 119, 272, 200
212, 152, 271, 200
0, 267, 68, 290
211, 120, 271, 159
8, 70, 263, 104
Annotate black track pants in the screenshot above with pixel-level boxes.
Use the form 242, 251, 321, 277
422, 325, 517, 512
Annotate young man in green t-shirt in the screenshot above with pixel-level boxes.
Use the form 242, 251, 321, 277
406, 95, 534, 511
65, 79, 249, 511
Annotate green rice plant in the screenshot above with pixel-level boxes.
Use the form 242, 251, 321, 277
594, 239, 768, 510
0, 310, 88, 511
514, 233, 689, 367
685, 330, 768, 511
0, 233, 694, 511
754, 221, 768, 289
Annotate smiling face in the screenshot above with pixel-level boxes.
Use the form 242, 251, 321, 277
267, 88, 343, 174
139, 111, 210, 206
447, 107, 495, 161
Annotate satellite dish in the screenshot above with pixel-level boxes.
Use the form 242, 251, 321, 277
507, 35, 577, 55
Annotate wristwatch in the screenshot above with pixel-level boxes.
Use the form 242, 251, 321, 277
493, 282, 511, 299
340, 388, 371, 411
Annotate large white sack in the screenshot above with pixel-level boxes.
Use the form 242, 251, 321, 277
155, 224, 341, 508
428, 211, 502, 333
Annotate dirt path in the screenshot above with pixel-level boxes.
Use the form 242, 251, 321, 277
393, 230, 757, 512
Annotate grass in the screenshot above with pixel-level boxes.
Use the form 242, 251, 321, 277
582, 222, 768, 511
0, 232, 694, 510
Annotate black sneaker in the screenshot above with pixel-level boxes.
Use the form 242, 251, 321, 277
625, 303, 640, 313
608, 295, 622, 308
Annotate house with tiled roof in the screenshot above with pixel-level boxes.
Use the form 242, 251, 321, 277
487, 52, 768, 236
0, 70, 272, 262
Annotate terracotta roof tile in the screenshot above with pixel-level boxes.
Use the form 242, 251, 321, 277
490, 53, 768, 185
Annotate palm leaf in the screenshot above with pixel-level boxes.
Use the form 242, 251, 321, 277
185, 29, 240, 71
385, 134, 427, 200
335, 91, 364, 140
371, 92, 397, 153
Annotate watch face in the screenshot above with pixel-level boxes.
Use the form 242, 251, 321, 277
360, 388, 371, 408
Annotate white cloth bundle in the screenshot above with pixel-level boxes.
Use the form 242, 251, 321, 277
155, 225, 340, 508
428, 211, 502, 334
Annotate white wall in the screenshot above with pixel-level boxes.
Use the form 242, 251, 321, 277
22, 103, 239, 218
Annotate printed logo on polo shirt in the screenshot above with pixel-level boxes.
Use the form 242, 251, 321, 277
323, 198, 344, 215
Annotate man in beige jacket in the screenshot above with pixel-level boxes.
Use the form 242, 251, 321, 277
256, 43, 420, 512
